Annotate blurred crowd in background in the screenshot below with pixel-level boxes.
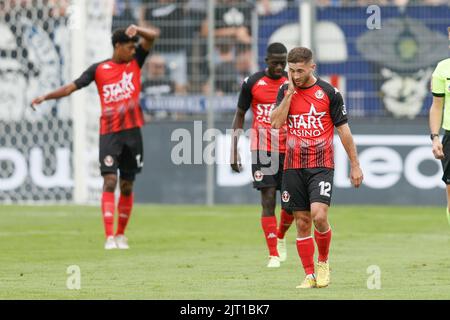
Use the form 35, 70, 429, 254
112, 0, 449, 99
1, 0, 448, 121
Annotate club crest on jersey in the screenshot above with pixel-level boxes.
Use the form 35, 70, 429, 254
315, 89, 324, 99
104, 155, 114, 167
254, 170, 264, 182
282, 191, 290, 202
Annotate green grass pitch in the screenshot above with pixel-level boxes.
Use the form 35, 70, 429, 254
1, 205, 450, 299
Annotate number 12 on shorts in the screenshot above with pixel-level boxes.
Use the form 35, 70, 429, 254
319, 181, 331, 197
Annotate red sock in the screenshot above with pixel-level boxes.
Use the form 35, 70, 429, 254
314, 228, 332, 262
296, 237, 315, 275
261, 216, 278, 257
277, 209, 294, 239
116, 193, 133, 236
101, 192, 115, 237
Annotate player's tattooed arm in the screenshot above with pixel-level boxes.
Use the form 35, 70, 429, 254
30, 83, 78, 110
429, 95, 445, 159
126, 24, 160, 51
270, 72, 295, 129
336, 124, 363, 188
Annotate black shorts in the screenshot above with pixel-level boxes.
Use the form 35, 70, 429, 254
251, 151, 285, 190
99, 127, 144, 181
442, 133, 450, 184
281, 168, 334, 211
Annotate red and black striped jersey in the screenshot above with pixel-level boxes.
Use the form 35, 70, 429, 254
276, 78, 348, 169
74, 45, 149, 135
237, 71, 288, 153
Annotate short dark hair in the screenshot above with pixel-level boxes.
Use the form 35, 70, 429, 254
111, 29, 139, 47
287, 47, 313, 64
267, 42, 287, 56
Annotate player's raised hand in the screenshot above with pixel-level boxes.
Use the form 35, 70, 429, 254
230, 149, 242, 173
287, 70, 295, 95
432, 140, 445, 160
30, 96, 45, 111
125, 24, 138, 38
350, 165, 363, 188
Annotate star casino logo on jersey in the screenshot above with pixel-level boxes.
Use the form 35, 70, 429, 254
255, 103, 275, 125
102, 72, 135, 104
288, 104, 326, 137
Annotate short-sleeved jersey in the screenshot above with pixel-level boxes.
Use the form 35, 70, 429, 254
276, 78, 348, 169
431, 58, 450, 130
74, 45, 149, 135
237, 71, 288, 153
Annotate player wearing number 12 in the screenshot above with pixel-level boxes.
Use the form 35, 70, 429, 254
31, 25, 159, 250
271, 47, 364, 288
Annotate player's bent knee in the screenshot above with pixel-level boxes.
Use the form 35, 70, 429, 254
313, 215, 328, 229
120, 180, 134, 196
295, 213, 312, 229
120, 186, 133, 196
297, 220, 312, 231
103, 175, 117, 192
311, 204, 328, 219
103, 184, 116, 193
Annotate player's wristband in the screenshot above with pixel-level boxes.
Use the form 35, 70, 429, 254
430, 133, 440, 141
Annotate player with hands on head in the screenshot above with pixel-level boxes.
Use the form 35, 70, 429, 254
31, 24, 159, 250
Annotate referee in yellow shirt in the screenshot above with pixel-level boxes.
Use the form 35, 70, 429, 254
429, 27, 450, 224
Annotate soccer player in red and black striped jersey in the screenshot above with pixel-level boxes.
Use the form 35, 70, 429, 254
230, 43, 294, 268
271, 47, 364, 288
31, 25, 159, 250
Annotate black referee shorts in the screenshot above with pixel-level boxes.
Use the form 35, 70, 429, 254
441, 132, 450, 184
